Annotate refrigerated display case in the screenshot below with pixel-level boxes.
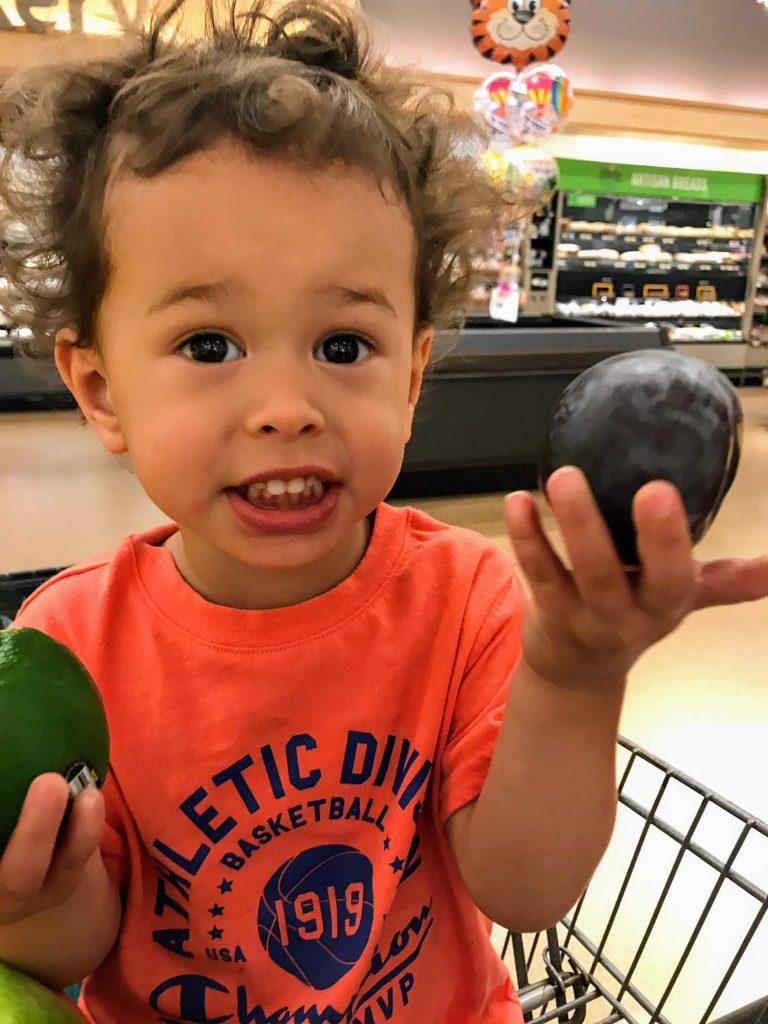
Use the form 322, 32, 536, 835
551, 159, 766, 377
0, 332, 74, 410
745, 195, 768, 380
0, 217, 74, 409
467, 196, 560, 320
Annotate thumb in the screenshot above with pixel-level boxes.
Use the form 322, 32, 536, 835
694, 556, 768, 610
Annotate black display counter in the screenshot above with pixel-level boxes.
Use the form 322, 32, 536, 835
394, 315, 665, 496
0, 337, 75, 410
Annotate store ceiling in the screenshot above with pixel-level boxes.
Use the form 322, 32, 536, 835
359, 0, 768, 109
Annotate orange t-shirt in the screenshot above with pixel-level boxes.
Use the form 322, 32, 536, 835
14, 503, 525, 1024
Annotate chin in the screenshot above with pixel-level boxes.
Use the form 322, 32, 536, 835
236, 535, 346, 573
229, 505, 372, 573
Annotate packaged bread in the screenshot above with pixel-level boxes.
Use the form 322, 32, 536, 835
577, 248, 620, 260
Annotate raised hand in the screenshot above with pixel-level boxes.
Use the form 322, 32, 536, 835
505, 466, 768, 691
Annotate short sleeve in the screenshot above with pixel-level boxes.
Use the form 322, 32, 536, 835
438, 565, 526, 828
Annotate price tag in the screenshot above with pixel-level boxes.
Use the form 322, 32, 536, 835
489, 281, 520, 324
699, 264, 713, 272
634, 262, 648, 270
584, 260, 598, 268
579, 233, 592, 240
661, 238, 676, 246
624, 235, 638, 243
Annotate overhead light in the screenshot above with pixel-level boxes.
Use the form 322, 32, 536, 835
759, 0, 768, 9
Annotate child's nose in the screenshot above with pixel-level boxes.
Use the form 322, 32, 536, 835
241, 367, 326, 438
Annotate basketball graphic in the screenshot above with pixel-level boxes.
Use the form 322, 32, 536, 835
258, 845, 374, 989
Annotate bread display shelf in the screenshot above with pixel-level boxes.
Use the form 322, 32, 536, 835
560, 222, 754, 240
557, 257, 746, 274
556, 298, 744, 321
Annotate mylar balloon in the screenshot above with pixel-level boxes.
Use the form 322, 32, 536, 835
471, 0, 572, 70
516, 63, 573, 139
474, 71, 525, 140
501, 144, 559, 213
481, 144, 506, 185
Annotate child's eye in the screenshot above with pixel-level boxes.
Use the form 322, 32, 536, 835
315, 333, 373, 366
178, 332, 243, 364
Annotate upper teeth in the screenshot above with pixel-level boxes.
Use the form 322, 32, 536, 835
249, 475, 325, 497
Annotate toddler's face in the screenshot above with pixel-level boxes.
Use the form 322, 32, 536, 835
59, 139, 431, 589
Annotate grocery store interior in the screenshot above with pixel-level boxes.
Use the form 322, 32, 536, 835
2, 0, 768, 1021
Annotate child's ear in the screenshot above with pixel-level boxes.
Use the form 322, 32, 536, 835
54, 328, 128, 455
405, 325, 434, 442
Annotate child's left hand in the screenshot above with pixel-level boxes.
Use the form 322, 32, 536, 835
505, 466, 768, 692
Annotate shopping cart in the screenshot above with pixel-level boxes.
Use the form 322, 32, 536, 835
3, 572, 768, 1023
0, 567, 67, 627
506, 737, 768, 1024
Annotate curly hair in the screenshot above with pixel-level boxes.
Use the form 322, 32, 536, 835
0, 0, 507, 358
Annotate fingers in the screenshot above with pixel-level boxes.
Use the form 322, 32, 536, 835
1, 773, 70, 902
545, 467, 633, 612
633, 482, 696, 618
0, 773, 104, 921
504, 489, 572, 614
509, 469, 726, 665
47, 785, 105, 895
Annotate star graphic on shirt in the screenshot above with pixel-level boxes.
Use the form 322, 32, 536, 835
218, 879, 234, 894
383, 836, 391, 851
209, 903, 225, 917
208, 926, 224, 940
389, 856, 404, 873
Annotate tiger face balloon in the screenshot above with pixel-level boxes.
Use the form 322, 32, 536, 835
471, 0, 572, 69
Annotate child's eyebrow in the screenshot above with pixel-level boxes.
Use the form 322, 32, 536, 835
320, 285, 397, 318
145, 281, 397, 318
147, 280, 238, 316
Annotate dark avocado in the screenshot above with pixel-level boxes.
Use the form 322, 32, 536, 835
539, 349, 743, 566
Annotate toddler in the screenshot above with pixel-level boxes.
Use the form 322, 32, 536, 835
2, 2, 767, 1021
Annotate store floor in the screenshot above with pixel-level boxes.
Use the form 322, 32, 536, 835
3, 394, 768, 1019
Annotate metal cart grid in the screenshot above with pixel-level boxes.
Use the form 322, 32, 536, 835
506, 736, 768, 1024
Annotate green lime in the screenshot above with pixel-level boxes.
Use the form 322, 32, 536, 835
0, 628, 109, 855
0, 962, 86, 1022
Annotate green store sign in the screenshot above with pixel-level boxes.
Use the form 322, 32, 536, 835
558, 158, 765, 205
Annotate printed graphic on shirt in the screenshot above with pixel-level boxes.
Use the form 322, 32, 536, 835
145, 728, 436, 1024
258, 845, 374, 988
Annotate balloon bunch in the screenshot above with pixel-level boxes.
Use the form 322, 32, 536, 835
470, 0, 574, 214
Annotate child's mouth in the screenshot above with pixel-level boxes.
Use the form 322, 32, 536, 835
233, 474, 329, 512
